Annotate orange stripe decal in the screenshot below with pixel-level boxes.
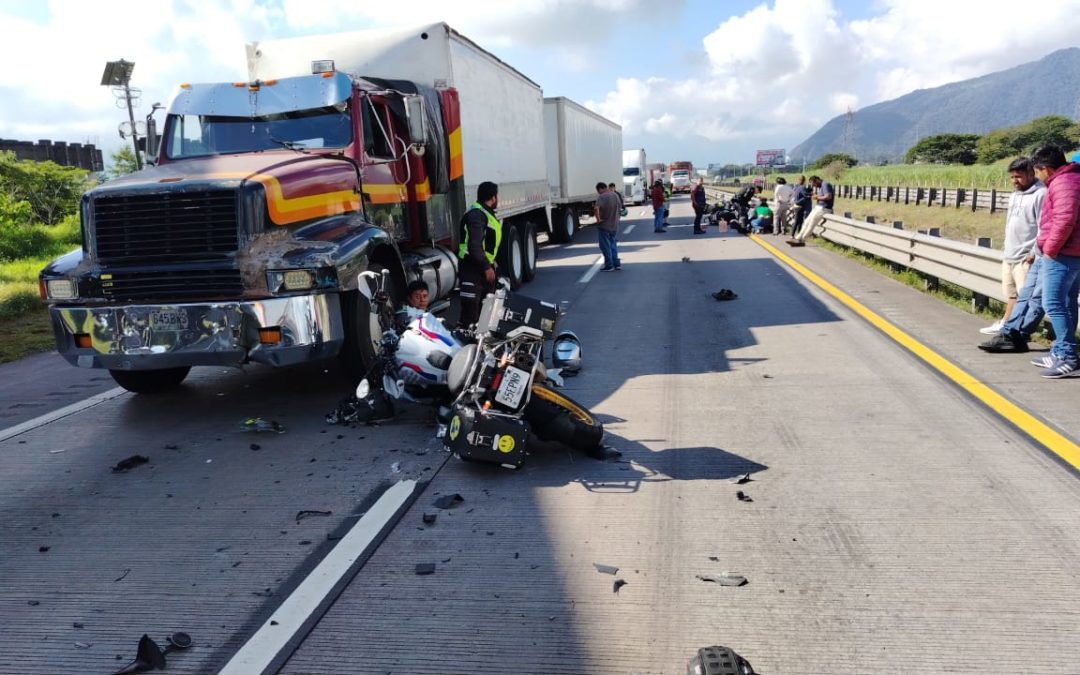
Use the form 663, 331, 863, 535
448, 128, 463, 181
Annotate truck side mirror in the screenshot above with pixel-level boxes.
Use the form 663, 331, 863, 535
144, 103, 163, 166
404, 95, 427, 148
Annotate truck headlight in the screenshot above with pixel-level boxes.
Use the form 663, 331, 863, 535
44, 279, 78, 300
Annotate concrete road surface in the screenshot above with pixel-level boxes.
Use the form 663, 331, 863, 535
2, 195, 1079, 674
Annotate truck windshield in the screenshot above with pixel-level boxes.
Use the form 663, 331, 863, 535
165, 103, 353, 158
623, 167, 640, 177
672, 171, 689, 178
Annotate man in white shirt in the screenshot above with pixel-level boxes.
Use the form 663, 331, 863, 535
773, 177, 795, 236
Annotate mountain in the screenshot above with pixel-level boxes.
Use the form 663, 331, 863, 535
790, 48, 1080, 164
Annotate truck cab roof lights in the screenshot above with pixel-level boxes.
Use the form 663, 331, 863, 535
311, 59, 335, 74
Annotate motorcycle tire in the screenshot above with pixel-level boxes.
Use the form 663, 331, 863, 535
524, 384, 604, 452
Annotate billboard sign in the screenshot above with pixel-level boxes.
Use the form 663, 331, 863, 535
755, 149, 786, 167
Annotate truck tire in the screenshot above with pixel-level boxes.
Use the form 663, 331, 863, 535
550, 208, 577, 244
500, 224, 525, 289
524, 384, 604, 452
522, 221, 538, 282
109, 367, 191, 394
341, 263, 400, 380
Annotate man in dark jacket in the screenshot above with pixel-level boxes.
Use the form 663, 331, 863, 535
691, 177, 707, 234
1030, 146, 1080, 378
650, 180, 667, 233
457, 181, 500, 328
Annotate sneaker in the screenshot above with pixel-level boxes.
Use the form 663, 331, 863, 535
1030, 354, 1056, 368
654, 228, 667, 233
1040, 355, 1080, 379
600, 266, 615, 272
614, 265, 622, 270
978, 333, 1028, 353
979, 320, 1004, 335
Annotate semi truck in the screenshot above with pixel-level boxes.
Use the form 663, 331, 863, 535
621, 148, 647, 205
38, 23, 620, 393
544, 97, 622, 233
645, 162, 666, 189
668, 160, 693, 193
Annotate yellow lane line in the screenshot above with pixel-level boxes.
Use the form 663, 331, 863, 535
752, 234, 1080, 471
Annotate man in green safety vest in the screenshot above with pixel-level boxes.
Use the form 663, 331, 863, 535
457, 181, 501, 327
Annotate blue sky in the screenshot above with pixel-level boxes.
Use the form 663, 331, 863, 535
1, 0, 1077, 168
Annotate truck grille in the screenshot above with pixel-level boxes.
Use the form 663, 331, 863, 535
93, 190, 239, 264
101, 269, 244, 302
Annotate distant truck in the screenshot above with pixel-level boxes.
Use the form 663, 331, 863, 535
621, 148, 647, 205
544, 97, 623, 238
645, 162, 666, 189
668, 160, 693, 193
38, 23, 620, 393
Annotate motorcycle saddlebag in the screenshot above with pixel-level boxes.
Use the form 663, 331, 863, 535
478, 291, 558, 340
444, 405, 528, 469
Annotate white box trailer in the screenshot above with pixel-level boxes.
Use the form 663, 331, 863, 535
543, 97, 622, 237
246, 23, 549, 223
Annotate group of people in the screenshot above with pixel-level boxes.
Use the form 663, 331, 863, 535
976, 146, 1080, 379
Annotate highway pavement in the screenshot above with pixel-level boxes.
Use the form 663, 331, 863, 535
2, 195, 1079, 674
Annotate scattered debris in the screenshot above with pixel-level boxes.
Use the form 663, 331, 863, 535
422, 513, 437, 525
415, 563, 436, 575
250, 443, 261, 451
112, 455, 149, 473
270, 620, 279, 626
441, 557, 452, 563
763, 374, 773, 379
593, 563, 619, 575
708, 556, 720, 562
432, 494, 464, 509
27, 600, 40, 606
164, 444, 179, 450
736, 491, 753, 502
110, 633, 192, 675
295, 510, 332, 523
298, 540, 312, 546
49, 448, 66, 454
696, 574, 747, 587
39, 546, 50, 553
711, 289, 738, 301
73, 622, 84, 629
613, 579, 628, 594
75, 641, 92, 649
681, 256, 691, 263
51, 513, 60, 518
239, 418, 285, 434
729, 473, 752, 485
390, 461, 402, 474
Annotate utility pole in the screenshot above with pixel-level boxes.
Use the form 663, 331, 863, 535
101, 59, 143, 171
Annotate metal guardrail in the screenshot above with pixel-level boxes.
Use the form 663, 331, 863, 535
703, 186, 1006, 303
710, 180, 1012, 213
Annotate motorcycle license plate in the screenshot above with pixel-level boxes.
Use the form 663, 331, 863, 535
494, 366, 530, 409
149, 309, 188, 331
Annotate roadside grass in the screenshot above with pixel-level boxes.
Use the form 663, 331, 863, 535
829, 197, 1003, 245
0, 254, 62, 362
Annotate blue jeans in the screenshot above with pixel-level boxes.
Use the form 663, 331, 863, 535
1042, 254, 1080, 360
653, 206, 665, 231
1001, 256, 1044, 339
598, 228, 620, 269
750, 217, 771, 233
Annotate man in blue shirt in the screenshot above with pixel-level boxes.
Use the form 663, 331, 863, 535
789, 175, 833, 246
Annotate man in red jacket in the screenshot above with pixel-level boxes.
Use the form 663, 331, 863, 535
1031, 145, 1080, 378
650, 180, 667, 233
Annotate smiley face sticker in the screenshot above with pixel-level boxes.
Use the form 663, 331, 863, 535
448, 415, 461, 441
496, 434, 515, 454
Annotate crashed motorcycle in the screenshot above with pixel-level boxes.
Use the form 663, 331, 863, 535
330, 271, 606, 468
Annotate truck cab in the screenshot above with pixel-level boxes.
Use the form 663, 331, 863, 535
40, 69, 460, 392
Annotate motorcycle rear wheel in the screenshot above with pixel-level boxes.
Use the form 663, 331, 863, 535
525, 384, 604, 452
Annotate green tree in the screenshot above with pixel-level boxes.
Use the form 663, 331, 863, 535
977, 115, 1080, 163
808, 153, 857, 170
904, 133, 980, 165
108, 146, 139, 179
0, 151, 89, 225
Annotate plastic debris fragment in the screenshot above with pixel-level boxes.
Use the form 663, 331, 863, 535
112, 455, 149, 473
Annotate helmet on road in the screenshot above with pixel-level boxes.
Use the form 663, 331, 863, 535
552, 330, 582, 373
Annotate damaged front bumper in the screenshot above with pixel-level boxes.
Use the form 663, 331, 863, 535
50, 294, 343, 370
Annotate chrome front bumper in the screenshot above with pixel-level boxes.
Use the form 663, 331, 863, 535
50, 294, 343, 370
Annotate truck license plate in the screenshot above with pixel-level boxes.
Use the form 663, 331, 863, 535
149, 309, 188, 331
494, 366, 530, 409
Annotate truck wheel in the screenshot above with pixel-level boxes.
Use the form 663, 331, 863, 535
522, 221, 538, 282
550, 208, 577, 244
341, 263, 399, 379
500, 225, 524, 289
109, 367, 191, 394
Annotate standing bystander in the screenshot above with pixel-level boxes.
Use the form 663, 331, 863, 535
594, 182, 623, 271
1030, 146, 1080, 378
692, 177, 707, 234
773, 177, 794, 236
979, 157, 1045, 335
651, 179, 667, 233
789, 175, 833, 245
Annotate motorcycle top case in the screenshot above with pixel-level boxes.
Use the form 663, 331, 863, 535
444, 405, 528, 468
478, 291, 558, 339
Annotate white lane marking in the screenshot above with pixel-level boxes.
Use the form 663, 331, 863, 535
639, 209, 647, 216
623, 223, 636, 235
219, 479, 418, 675
578, 256, 605, 284
0, 387, 127, 443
